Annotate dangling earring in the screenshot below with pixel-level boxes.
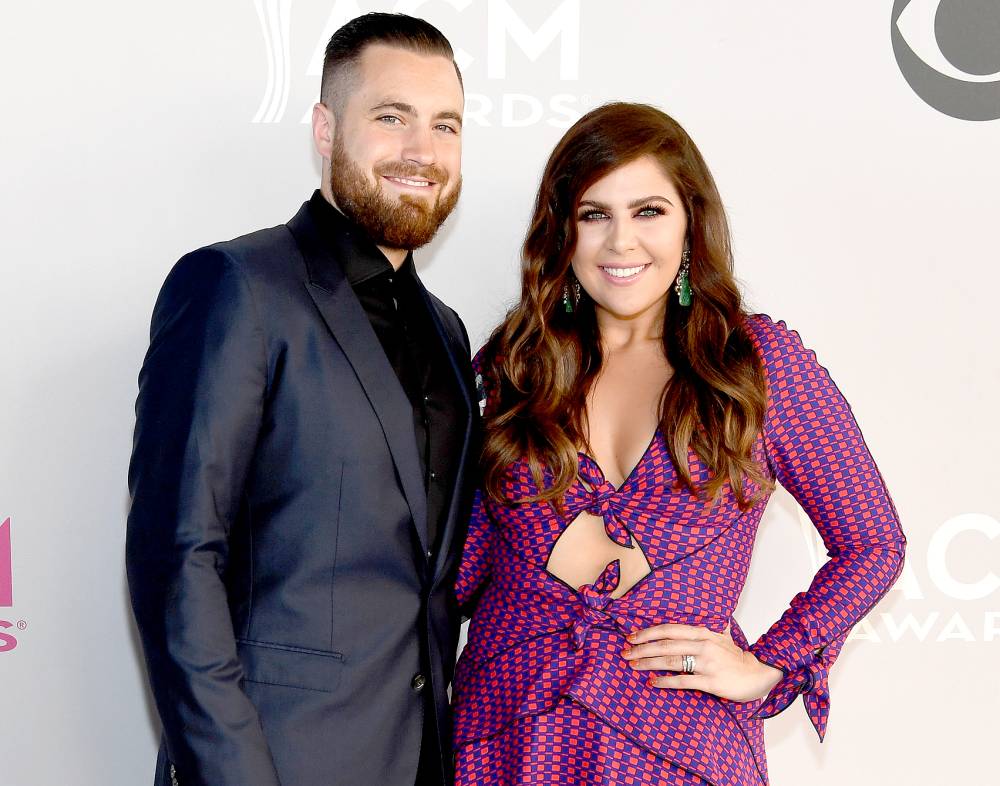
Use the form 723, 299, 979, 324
562, 277, 582, 313
676, 249, 692, 306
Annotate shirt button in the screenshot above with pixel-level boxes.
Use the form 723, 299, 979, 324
430, 471, 437, 480
426, 549, 433, 560
423, 395, 430, 403
411, 673, 427, 693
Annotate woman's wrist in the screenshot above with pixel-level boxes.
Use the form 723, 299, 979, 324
747, 653, 784, 699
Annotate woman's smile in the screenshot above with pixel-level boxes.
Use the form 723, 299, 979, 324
599, 263, 652, 284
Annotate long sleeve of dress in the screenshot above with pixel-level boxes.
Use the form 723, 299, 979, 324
456, 488, 496, 619
744, 315, 907, 742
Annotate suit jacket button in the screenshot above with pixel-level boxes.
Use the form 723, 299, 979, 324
411, 673, 427, 693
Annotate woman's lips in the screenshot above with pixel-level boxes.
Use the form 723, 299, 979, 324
599, 263, 651, 284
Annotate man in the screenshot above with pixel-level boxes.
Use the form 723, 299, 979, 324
126, 13, 476, 786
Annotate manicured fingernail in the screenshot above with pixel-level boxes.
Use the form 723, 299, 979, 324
621, 645, 631, 657
627, 633, 637, 642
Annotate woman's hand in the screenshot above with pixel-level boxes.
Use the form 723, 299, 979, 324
621, 622, 784, 703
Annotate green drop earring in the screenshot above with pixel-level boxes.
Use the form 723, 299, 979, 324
562, 278, 581, 313
676, 249, 692, 306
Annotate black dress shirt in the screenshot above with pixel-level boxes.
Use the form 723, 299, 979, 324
308, 190, 464, 557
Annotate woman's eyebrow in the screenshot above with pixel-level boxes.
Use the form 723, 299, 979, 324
578, 195, 675, 210
628, 195, 674, 208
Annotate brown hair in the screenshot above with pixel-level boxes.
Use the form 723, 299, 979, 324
481, 102, 773, 509
320, 12, 462, 113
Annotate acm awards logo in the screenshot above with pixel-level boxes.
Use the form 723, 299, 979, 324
252, 0, 586, 127
892, 0, 1000, 120
794, 508, 1000, 644
1, 517, 26, 654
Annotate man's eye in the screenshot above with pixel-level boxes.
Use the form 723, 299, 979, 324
435, 124, 458, 134
378, 115, 402, 125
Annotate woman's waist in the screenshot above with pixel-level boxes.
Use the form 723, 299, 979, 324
463, 564, 734, 665
460, 588, 733, 680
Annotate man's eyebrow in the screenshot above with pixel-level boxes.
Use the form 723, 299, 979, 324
577, 195, 676, 210
434, 110, 463, 127
369, 101, 463, 127
369, 100, 417, 115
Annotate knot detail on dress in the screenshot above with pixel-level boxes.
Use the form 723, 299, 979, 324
577, 462, 633, 548
571, 560, 630, 649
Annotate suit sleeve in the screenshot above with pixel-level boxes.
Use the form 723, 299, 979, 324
745, 315, 907, 741
455, 348, 498, 621
126, 248, 281, 785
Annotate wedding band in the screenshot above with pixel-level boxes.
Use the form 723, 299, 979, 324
681, 654, 696, 674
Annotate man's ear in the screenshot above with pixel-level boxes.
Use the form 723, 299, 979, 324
311, 102, 336, 160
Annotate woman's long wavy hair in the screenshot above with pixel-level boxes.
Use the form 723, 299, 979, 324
481, 102, 774, 510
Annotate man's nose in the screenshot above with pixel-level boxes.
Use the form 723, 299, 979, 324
400, 125, 437, 167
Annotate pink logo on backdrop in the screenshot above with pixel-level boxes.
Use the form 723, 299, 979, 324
0, 517, 20, 653
0, 518, 11, 607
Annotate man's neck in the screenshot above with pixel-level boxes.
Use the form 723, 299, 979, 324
376, 245, 408, 271
318, 186, 408, 271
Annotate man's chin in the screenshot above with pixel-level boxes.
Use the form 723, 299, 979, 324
396, 194, 437, 213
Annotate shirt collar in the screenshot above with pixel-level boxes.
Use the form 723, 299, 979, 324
307, 189, 416, 287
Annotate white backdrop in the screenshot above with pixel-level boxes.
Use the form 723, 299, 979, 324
1, 2, 998, 784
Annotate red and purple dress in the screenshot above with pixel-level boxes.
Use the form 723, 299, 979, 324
453, 313, 906, 786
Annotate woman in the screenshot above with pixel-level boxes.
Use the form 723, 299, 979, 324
452, 102, 906, 786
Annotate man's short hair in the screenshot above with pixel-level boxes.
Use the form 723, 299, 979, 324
320, 13, 462, 115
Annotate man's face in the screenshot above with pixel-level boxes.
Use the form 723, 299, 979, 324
328, 44, 464, 251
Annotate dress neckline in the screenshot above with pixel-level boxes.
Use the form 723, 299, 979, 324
576, 427, 661, 494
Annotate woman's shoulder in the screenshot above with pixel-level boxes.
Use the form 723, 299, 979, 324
742, 311, 796, 346
740, 312, 840, 416
472, 342, 490, 373
740, 311, 816, 369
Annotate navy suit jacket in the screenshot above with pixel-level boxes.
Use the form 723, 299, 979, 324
126, 200, 477, 785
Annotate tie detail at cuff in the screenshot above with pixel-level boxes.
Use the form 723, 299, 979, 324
750, 651, 831, 741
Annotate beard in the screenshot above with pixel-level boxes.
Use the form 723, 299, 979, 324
329, 137, 461, 251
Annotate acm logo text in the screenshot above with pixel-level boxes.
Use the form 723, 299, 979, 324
1, 517, 24, 653
794, 508, 1000, 644
253, 0, 586, 127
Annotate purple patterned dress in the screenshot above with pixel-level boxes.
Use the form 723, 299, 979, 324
453, 313, 906, 786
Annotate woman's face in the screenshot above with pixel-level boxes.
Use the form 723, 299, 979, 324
570, 155, 688, 325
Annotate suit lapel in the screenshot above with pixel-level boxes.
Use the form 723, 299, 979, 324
287, 203, 429, 553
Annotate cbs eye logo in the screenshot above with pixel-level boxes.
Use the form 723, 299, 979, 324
892, 0, 1000, 121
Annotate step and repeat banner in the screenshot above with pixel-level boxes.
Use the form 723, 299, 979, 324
1, 1, 997, 783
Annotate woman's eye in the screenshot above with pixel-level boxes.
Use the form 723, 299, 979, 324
579, 211, 608, 221
637, 206, 665, 218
